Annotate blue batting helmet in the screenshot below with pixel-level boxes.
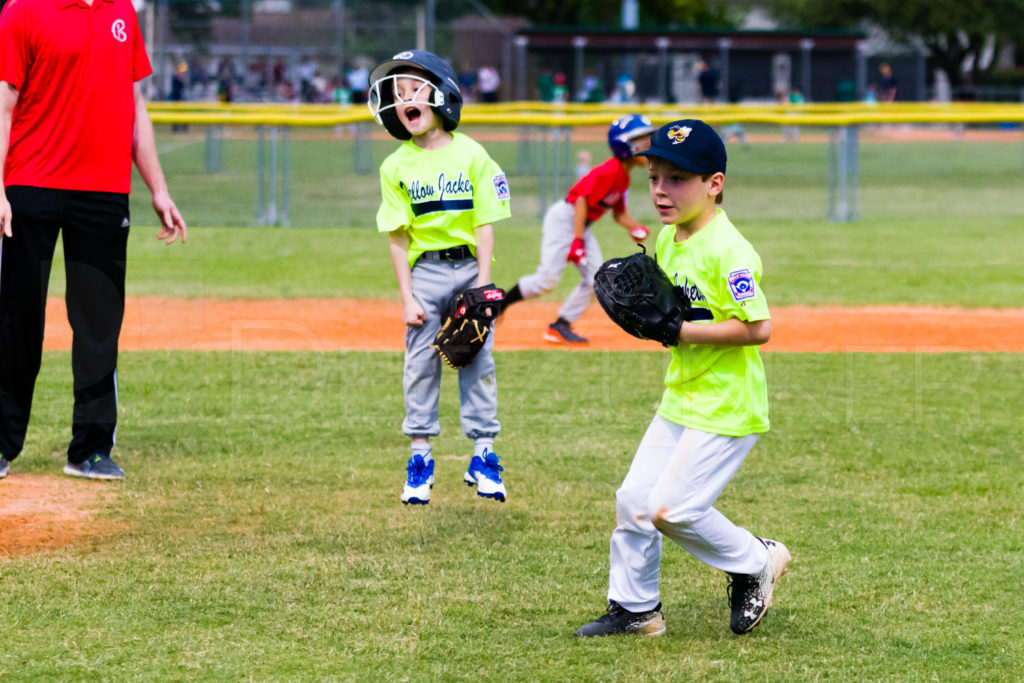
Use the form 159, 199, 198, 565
368, 50, 462, 140
607, 114, 656, 160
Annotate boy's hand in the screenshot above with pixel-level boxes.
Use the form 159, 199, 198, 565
629, 225, 649, 242
566, 237, 587, 266
403, 298, 428, 327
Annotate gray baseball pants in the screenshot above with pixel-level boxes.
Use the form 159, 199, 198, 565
402, 255, 500, 440
516, 200, 603, 323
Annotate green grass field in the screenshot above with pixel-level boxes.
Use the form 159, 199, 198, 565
2, 127, 1023, 680
4, 351, 1021, 679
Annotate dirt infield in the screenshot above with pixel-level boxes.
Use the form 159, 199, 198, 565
36, 296, 1024, 353
0, 476, 120, 558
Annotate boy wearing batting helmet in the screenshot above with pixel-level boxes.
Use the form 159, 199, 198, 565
574, 119, 790, 637
501, 114, 655, 344
369, 50, 512, 505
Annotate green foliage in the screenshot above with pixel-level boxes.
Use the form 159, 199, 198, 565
638, 0, 736, 28
767, 0, 874, 29
167, 0, 219, 45
1, 350, 1021, 678
988, 67, 1024, 87
452, 0, 730, 26
768, 0, 1024, 86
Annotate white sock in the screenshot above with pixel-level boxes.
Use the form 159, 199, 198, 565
412, 443, 432, 461
473, 439, 494, 458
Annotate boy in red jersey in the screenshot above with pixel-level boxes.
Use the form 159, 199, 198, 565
501, 115, 654, 344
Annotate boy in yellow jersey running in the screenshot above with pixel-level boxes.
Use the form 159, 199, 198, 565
575, 120, 790, 638
369, 50, 511, 505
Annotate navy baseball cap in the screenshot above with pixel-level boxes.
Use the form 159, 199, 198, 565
639, 119, 727, 175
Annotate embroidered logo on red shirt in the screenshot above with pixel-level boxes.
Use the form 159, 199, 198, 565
112, 19, 127, 43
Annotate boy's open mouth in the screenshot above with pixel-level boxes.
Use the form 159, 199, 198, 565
404, 106, 423, 123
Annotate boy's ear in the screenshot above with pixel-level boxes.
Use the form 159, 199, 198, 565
708, 172, 725, 197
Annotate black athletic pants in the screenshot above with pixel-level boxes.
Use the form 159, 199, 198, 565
0, 186, 130, 464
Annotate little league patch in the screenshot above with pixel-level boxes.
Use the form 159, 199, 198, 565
728, 268, 756, 302
493, 173, 510, 200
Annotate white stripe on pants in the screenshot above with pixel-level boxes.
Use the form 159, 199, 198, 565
607, 415, 769, 612
516, 200, 603, 323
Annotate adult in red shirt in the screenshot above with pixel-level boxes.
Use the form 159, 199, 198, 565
0, 0, 186, 481
501, 115, 653, 344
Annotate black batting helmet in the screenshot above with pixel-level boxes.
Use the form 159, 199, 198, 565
368, 50, 463, 140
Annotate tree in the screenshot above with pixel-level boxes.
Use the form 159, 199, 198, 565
482, 0, 734, 27
168, 0, 220, 46
768, 0, 1024, 88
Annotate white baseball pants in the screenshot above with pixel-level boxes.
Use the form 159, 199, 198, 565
607, 415, 770, 612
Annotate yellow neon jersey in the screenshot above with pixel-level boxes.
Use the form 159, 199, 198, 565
654, 209, 770, 436
377, 132, 511, 266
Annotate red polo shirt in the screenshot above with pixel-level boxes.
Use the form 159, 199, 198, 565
0, 0, 152, 193
565, 157, 630, 224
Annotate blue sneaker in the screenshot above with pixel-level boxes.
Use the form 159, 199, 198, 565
0, 456, 9, 479
63, 453, 125, 480
463, 450, 506, 502
401, 454, 434, 505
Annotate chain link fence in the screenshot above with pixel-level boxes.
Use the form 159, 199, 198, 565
143, 0, 520, 104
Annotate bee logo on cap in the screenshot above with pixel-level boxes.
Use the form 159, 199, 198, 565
668, 125, 692, 144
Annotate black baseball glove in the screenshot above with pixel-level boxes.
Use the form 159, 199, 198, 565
594, 247, 691, 347
431, 283, 506, 369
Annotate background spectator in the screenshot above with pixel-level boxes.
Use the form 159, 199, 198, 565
170, 61, 188, 132
458, 61, 478, 102
878, 63, 898, 102
297, 55, 318, 103
347, 62, 369, 104
536, 70, 554, 102
553, 72, 568, 103
216, 57, 236, 102
697, 60, 720, 103
477, 65, 500, 103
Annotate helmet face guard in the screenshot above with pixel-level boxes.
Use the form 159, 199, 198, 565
367, 50, 462, 140
368, 73, 445, 125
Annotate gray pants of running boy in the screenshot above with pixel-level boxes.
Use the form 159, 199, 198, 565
516, 200, 604, 323
402, 255, 500, 440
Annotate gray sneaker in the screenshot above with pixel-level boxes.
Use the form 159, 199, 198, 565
64, 454, 125, 480
0, 456, 9, 479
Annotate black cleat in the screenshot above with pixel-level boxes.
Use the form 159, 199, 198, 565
574, 601, 666, 637
727, 537, 791, 634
